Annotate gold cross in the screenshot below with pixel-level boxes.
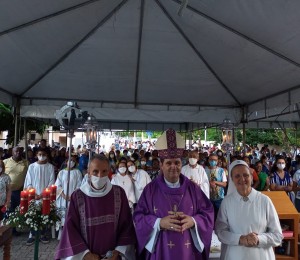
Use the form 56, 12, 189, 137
185, 240, 191, 248
168, 241, 175, 249
154, 206, 158, 214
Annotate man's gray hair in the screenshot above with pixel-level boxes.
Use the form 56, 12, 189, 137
88, 154, 109, 167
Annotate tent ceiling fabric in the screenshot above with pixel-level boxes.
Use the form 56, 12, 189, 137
1, 0, 300, 130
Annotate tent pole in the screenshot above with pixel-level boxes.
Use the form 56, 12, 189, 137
243, 123, 246, 153
13, 97, 20, 147
24, 118, 28, 161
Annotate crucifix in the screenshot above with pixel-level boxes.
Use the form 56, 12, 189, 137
167, 241, 175, 249
154, 206, 158, 214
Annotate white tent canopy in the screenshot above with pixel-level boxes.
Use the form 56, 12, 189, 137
1, 0, 300, 131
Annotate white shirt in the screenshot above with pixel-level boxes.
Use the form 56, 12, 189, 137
23, 162, 55, 195
292, 169, 300, 199
132, 169, 151, 202
55, 168, 83, 221
181, 164, 210, 198
215, 189, 283, 260
111, 173, 136, 208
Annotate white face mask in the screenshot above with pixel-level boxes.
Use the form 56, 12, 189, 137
277, 163, 285, 170
128, 165, 136, 173
110, 154, 114, 158
189, 158, 198, 166
130, 157, 134, 161
90, 175, 109, 190
68, 161, 75, 169
149, 157, 153, 161
38, 155, 47, 162
118, 167, 127, 174
141, 161, 146, 166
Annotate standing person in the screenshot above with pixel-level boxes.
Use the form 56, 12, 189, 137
55, 155, 82, 228
270, 156, 294, 202
78, 149, 89, 175
133, 129, 214, 260
181, 150, 210, 198
0, 160, 11, 220
55, 155, 136, 260
111, 162, 136, 211
3, 146, 28, 235
215, 160, 283, 260
254, 161, 270, 191
205, 154, 227, 220
147, 158, 160, 180
292, 168, 300, 212
127, 160, 151, 203
23, 148, 55, 245
108, 150, 117, 174
242, 156, 260, 189
140, 157, 148, 171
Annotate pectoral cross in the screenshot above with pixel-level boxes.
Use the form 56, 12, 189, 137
154, 206, 158, 214
185, 240, 191, 248
168, 205, 183, 218
167, 241, 175, 249
242, 196, 249, 202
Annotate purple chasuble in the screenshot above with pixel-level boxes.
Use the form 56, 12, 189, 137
133, 174, 214, 260
55, 186, 136, 259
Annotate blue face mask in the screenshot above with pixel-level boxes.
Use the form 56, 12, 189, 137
209, 161, 217, 167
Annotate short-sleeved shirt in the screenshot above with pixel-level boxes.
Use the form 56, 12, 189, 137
205, 167, 227, 201
0, 173, 11, 206
3, 157, 28, 191
270, 171, 293, 187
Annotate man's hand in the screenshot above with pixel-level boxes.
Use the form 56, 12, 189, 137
160, 214, 182, 232
210, 181, 216, 188
83, 252, 100, 260
180, 214, 195, 232
105, 250, 120, 260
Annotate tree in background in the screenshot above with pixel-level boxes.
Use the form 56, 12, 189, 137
0, 103, 48, 145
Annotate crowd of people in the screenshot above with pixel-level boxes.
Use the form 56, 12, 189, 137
0, 133, 299, 259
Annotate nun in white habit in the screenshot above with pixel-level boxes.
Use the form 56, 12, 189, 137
215, 160, 283, 260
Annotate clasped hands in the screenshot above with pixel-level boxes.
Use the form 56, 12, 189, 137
160, 212, 195, 233
83, 250, 119, 260
239, 232, 259, 247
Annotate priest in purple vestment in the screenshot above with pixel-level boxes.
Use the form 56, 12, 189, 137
133, 129, 214, 260
55, 155, 136, 260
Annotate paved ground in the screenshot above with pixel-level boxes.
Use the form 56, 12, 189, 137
9, 232, 300, 260
11, 231, 58, 260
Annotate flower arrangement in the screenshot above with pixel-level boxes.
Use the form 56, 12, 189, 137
4, 186, 61, 260
5, 200, 61, 232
